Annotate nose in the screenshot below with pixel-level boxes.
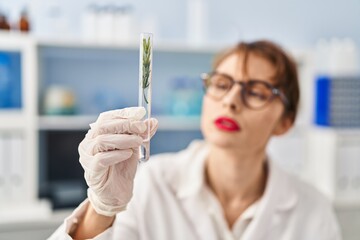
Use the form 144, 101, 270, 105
221, 84, 244, 112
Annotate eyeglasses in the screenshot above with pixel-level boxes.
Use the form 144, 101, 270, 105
201, 72, 289, 110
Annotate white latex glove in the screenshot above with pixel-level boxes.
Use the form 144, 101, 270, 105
78, 107, 158, 217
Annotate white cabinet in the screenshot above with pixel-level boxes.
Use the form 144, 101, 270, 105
0, 32, 51, 222
307, 127, 360, 207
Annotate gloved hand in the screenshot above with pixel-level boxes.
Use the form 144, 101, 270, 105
78, 107, 158, 217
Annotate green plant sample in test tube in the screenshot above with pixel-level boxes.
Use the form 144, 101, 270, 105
138, 33, 153, 162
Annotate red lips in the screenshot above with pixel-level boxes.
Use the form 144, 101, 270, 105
214, 117, 241, 132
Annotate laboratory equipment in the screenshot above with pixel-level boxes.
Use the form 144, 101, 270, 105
315, 76, 360, 127
138, 33, 153, 162
18, 8, 30, 32
169, 76, 203, 116
43, 85, 76, 115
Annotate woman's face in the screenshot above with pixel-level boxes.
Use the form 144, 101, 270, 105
201, 53, 292, 153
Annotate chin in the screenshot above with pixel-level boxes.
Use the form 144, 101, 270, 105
202, 130, 239, 149
213, 137, 239, 149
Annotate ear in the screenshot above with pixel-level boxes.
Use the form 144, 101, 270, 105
272, 116, 293, 136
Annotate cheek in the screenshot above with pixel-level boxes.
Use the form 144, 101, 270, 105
244, 106, 283, 139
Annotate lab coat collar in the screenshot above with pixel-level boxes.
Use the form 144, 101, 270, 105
242, 160, 299, 240
167, 141, 217, 240
175, 141, 209, 199
265, 159, 298, 212
174, 141, 298, 214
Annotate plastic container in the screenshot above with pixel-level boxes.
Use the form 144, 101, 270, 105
0, 52, 22, 109
0, 53, 11, 108
169, 76, 203, 116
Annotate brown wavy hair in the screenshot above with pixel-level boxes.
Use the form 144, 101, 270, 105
213, 40, 300, 123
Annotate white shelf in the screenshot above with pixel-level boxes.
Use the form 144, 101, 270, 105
156, 115, 200, 131
0, 31, 35, 50
0, 206, 72, 240
38, 115, 201, 131
37, 37, 221, 54
0, 110, 26, 130
0, 200, 52, 224
0, 31, 221, 56
38, 115, 97, 131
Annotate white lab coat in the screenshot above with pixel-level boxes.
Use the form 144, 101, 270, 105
49, 140, 342, 240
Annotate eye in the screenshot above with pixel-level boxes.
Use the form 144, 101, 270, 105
215, 82, 230, 90
246, 82, 271, 101
248, 90, 267, 100
211, 75, 232, 90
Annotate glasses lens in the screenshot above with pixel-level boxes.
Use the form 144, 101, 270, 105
206, 74, 233, 100
244, 82, 273, 109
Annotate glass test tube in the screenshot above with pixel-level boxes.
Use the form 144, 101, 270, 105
138, 33, 153, 162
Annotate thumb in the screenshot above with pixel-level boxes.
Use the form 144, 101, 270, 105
140, 118, 158, 142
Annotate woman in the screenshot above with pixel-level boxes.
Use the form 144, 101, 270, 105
49, 40, 341, 240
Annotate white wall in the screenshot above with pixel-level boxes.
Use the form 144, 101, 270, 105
1, 0, 360, 47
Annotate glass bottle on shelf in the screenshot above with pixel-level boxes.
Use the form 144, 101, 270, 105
0, 12, 10, 30
19, 9, 30, 32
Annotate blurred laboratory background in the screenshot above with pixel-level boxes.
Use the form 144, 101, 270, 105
0, 0, 360, 239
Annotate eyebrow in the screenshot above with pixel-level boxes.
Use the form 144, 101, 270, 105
215, 71, 273, 84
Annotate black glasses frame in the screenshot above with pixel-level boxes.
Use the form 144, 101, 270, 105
201, 71, 290, 110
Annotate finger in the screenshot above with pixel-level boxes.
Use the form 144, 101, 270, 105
96, 149, 134, 167
140, 118, 159, 142
92, 134, 143, 155
80, 148, 133, 174
97, 107, 146, 122
90, 119, 147, 138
